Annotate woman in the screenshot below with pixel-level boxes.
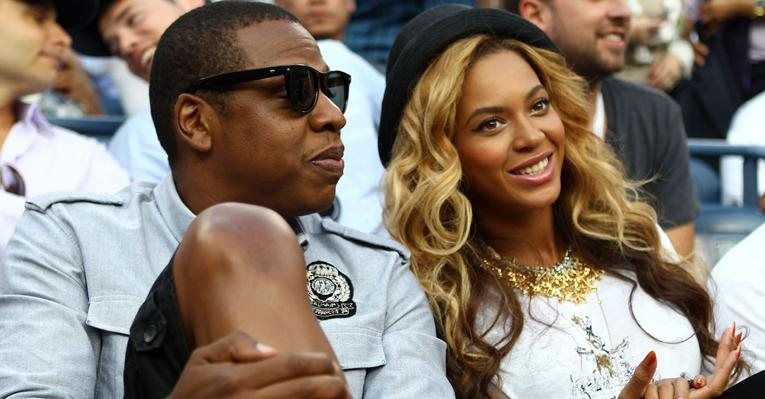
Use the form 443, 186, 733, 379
378, 5, 745, 399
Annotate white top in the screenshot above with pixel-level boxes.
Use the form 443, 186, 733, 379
712, 222, 765, 374
318, 39, 387, 235
478, 273, 702, 399
720, 91, 765, 206
0, 103, 130, 254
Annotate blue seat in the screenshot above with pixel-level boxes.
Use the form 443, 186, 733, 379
688, 139, 765, 265
48, 115, 125, 144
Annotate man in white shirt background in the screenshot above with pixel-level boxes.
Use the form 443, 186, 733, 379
0, 0, 129, 254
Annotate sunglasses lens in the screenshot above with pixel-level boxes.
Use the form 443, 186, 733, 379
287, 67, 318, 113
325, 72, 349, 113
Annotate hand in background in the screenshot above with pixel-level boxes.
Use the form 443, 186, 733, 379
53, 48, 104, 116
648, 54, 684, 91
631, 16, 665, 46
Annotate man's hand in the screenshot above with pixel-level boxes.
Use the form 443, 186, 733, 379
53, 48, 104, 115
648, 54, 684, 91
168, 331, 351, 399
700, 0, 755, 33
631, 16, 664, 46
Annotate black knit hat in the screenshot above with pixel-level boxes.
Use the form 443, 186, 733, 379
377, 4, 559, 166
46, 0, 99, 31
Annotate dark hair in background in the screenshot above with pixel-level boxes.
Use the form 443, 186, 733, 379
149, 1, 299, 165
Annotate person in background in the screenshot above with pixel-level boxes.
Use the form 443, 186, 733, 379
380, 5, 744, 398
0, 0, 129, 255
344, 0, 475, 72
713, 222, 765, 374
70, 0, 206, 184
274, 0, 387, 233
618, 0, 694, 92
507, 0, 700, 265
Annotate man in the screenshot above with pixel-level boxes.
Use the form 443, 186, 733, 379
0, 0, 129, 254
0, 2, 452, 398
71, 0, 204, 183
508, 0, 699, 259
274, 0, 386, 233
73, 0, 389, 234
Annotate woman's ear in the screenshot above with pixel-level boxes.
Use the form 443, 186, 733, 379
174, 93, 219, 154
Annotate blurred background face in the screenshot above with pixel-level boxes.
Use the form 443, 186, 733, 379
542, 0, 631, 80
455, 49, 565, 215
274, 0, 355, 40
0, 0, 71, 95
98, 0, 201, 80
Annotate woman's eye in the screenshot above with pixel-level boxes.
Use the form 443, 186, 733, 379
531, 98, 550, 114
476, 118, 503, 132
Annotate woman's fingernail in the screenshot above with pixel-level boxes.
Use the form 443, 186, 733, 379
643, 351, 657, 367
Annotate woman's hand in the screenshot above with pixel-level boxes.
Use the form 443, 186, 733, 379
689, 322, 743, 398
618, 323, 742, 399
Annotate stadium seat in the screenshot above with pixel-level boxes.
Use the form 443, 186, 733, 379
688, 139, 765, 265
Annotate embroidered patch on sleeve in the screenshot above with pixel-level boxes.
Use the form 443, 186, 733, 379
306, 261, 357, 320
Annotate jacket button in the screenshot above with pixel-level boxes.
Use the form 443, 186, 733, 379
143, 324, 158, 343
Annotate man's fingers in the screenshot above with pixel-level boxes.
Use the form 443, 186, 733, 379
619, 351, 658, 399
228, 352, 340, 390
189, 331, 277, 365
251, 375, 351, 399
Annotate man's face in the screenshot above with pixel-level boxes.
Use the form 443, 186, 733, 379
537, 0, 631, 80
207, 20, 346, 218
0, 0, 71, 95
99, 0, 199, 81
274, 0, 355, 41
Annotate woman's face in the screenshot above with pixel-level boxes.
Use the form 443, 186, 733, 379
454, 49, 565, 215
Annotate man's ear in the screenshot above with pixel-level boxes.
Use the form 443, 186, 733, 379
174, 93, 218, 154
346, 0, 356, 15
518, 0, 553, 32
185, 0, 206, 9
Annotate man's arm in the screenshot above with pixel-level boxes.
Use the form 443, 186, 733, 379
0, 205, 98, 397
665, 222, 696, 260
654, 100, 699, 260
363, 257, 454, 398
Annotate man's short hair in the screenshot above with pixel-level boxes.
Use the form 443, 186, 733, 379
149, 1, 299, 164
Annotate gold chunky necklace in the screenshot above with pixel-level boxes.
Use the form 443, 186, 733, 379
478, 241, 604, 304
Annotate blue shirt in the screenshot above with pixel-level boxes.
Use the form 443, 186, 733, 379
108, 108, 170, 184
345, 0, 475, 67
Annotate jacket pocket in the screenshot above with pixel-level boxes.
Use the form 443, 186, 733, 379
326, 330, 386, 398
85, 296, 143, 335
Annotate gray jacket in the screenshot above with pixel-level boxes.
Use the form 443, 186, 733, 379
0, 177, 453, 398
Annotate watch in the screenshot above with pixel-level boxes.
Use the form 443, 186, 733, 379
754, 0, 765, 18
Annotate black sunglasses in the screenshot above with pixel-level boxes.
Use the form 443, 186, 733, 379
0, 164, 25, 196
186, 64, 351, 114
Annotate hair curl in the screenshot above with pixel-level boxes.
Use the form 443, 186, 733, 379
384, 35, 743, 398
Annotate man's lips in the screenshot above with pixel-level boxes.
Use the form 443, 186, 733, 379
310, 144, 345, 175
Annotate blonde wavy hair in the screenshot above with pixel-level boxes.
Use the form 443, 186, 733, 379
384, 35, 740, 398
